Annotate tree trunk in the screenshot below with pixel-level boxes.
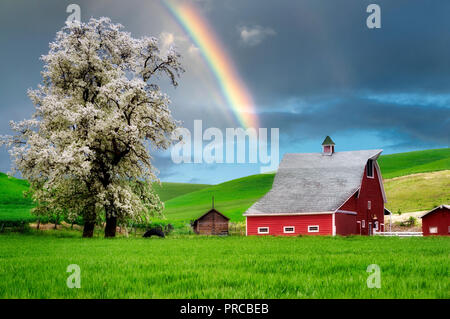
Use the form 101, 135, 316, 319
105, 215, 117, 238
83, 221, 95, 238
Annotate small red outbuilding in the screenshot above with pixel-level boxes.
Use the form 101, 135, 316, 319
421, 205, 450, 236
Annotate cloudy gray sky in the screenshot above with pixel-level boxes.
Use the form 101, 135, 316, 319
0, 0, 449, 184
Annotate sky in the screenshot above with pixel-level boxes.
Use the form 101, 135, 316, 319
0, 0, 449, 184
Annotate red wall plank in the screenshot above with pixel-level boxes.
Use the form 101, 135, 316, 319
335, 213, 357, 235
422, 208, 450, 236
355, 162, 385, 235
247, 214, 333, 236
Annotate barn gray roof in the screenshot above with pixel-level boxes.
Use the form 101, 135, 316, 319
245, 149, 383, 215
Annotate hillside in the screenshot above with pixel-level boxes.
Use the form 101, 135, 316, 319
1, 148, 449, 223
161, 148, 450, 222
161, 173, 275, 222
384, 170, 450, 213
378, 148, 450, 179
152, 182, 210, 202
0, 173, 34, 222
0, 173, 209, 222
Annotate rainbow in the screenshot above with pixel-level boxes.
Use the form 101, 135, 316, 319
163, 0, 259, 128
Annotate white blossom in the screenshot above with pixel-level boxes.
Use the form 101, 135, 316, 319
2, 17, 183, 229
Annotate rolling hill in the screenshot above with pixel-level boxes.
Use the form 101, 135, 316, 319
384, 170, 450, 213
0, 173, 34, 222
0, 174, 209, 222
378, 148, 450, 179
152, 182, 210, 202
161, 148, 450, 222
161, 173, 275, 223
0, 148, 449, 224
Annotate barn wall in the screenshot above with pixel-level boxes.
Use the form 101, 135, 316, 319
197, 211, 229, 235
339, 192, 358, 212
335, 213, 357, 235
422, 209, 450, 236
246, 214, 333, 236
356, 161, 385, 235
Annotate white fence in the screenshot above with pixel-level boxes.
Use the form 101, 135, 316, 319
374, 231, 423, 237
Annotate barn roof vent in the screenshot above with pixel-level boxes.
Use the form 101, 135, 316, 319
322, 136, 335, 155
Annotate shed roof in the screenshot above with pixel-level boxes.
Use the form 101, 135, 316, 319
194, 208, 230, 222
245, 149, 383, 215
420, 204, 450, 218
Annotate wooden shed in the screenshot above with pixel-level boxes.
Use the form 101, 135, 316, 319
192, 209, 229, 235
421, 205, 450, 236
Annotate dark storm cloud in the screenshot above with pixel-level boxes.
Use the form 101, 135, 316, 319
0, 0, 449, 182
201, 0, 450, 105
259, 96, 450, 147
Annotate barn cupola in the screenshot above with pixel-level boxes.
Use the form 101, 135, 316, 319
322, 136, 335, 155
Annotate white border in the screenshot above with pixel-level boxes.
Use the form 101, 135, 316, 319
283, 226, 295, 234
245, 216, 248, 236
308, 225, 319, 233
332, 213, 336, 236
335, 210, 357, 215
257, 227, 269, 234
374, 160, 387, 203
367, 159, 375, 178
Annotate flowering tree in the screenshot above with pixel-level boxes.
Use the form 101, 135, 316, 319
1, 18, 183, 237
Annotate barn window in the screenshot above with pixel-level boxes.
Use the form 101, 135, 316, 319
283, 226, 295, 233
374, 221, 378, 230
362, 220, 366, 228
448, 226, 450, 234
368, 201, 371, 210
308, 225, 319, 233
258, 227, 269, 234
429, 226, 438, 234
367, 159, 374, 177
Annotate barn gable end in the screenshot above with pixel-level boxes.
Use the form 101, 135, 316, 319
421, 205, 450, 236
193, 209, 229, 235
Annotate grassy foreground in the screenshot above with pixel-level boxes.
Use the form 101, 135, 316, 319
0, 232, 448, 299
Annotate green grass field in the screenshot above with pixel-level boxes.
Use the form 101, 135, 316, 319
0, 173, 34, 222
0, 232, 448, 299
152, 182, 210, 202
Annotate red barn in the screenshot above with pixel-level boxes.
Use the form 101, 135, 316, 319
421, 205, 450, 236
244, 136, 387, 236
